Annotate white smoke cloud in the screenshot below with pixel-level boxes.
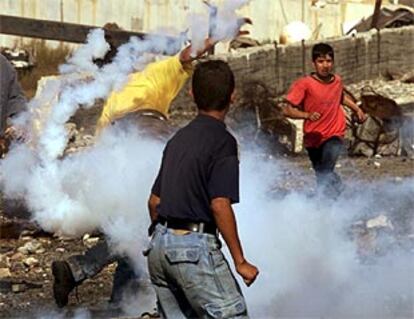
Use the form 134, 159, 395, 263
2, 1, 413, 318
59, 28, 109, 75
188, 13, 209, 57
211, 0, 251, 41
0, 1, 252, 317
1, 125, 163, 237
1, 0, 252, 231
235, 151, 414, 318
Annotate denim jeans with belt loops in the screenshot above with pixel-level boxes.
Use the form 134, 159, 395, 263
146, 224, 248, 318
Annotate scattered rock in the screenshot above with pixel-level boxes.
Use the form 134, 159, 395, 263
0, 268, 11, 278
374, 161, 381, 168
35, 248, 46, 254
17, 241, 43, 255
10, 252, 24, 261
32, 267, 44, 274
0, 246, 12, 254
55, 247, 65, 253
10, 262, 25, 272
3, 280, 43, 294
0, 255, 10, 268
12, 283, 26, 293
57, 235, 74, 241
366, 214, 393, 230
84, 237, 100, 248
394, 176, 403, 183
23, 257, 39, 268
39, 238, 51, 245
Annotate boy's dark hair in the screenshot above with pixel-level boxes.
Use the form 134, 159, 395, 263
312, 43, 334, 62
192, 60, 235, 111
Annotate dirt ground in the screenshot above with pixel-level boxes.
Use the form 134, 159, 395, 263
0, 152, 412, 319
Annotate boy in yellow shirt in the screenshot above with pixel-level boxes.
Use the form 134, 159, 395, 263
96, 53, 193, 131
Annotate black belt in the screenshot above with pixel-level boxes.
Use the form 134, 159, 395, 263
157, 216, 217, 235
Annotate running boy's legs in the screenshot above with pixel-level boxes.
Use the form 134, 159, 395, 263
307, 137, 344, 195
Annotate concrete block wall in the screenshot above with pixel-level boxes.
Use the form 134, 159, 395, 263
170, 25, 414, 112
69, 26, 414, 130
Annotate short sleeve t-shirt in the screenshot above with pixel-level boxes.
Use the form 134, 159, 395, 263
151, 114, 239, 223
285, 75, 346, 148
96, 55, 193, 131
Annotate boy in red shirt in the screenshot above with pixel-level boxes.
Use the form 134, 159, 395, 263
283, 43, 366, 197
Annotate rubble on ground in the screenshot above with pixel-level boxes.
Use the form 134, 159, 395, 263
347, 5, 414, 34
346, 74, 414, 157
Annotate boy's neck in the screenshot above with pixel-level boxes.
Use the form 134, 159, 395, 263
312, 72, 334, 83
198, 109, 227, 122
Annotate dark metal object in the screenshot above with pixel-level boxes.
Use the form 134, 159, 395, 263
360, 86, 402, 120
0, 279, 42, 294
371, 0, 383, 29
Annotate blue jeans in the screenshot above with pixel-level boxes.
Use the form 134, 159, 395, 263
146, 224, 248, 318
306, 137, 345, 197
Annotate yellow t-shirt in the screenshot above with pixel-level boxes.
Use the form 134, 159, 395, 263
96, 55, 192, 130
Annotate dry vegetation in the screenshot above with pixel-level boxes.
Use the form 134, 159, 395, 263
17, 40, 72, 98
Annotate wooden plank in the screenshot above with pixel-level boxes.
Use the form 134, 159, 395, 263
0, 15, 181, 53
371, 0, 383, 29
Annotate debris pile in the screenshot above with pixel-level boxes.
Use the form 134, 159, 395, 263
347, 5, 414, 34
229, 81, 294, 154
63, 123, 95, 155
346, 74, 414, 157
0, 48, 34, 71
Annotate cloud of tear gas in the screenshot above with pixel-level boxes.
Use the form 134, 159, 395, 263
36, 307, 91, 319
13, 2, 413, 317
59, 29, 109, 74
187, 0, 251, 56
1, 0, 253, 235
188, 13, 209, 57
2, 125, 163, 237
232, 148, 414, 318
1, 124, 163, 317
211, 0, 251, 42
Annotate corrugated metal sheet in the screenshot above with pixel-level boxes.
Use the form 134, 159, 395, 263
0, 0, 376, 48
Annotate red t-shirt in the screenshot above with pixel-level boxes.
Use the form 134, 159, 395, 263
285, 74, 346, 148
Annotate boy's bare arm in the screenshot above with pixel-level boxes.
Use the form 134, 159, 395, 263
148, 193, 160, 222
179, 38, 215, 64
211, 197, 259, 287
342, 92, 367, 123
282, 101, 321, 121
